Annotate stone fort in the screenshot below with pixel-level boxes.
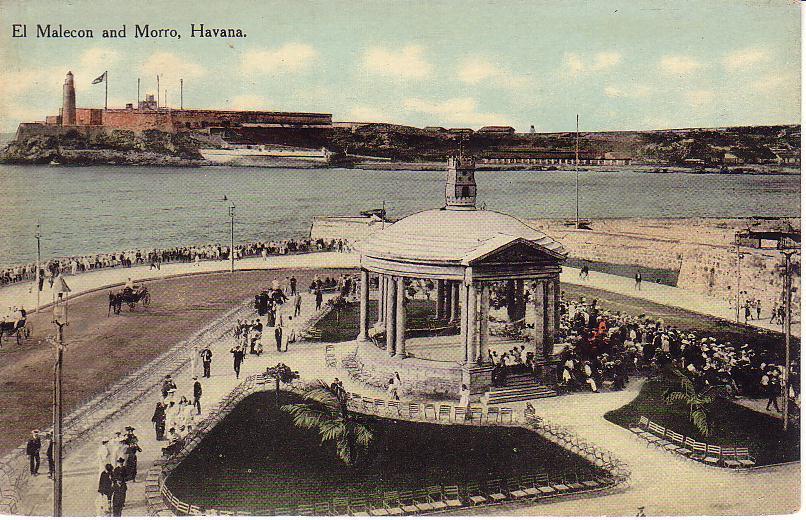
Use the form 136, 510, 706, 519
37, 71, 332, 134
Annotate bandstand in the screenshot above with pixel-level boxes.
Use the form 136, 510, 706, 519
354, 157, 567, 400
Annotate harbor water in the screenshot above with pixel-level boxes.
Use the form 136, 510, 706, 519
0, 165, 800, 267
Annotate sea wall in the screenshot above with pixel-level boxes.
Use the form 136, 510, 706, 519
530, 218, 800, 313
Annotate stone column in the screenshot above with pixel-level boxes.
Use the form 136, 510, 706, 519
460, 283, 469, 363
515, 280, 525, 321
545, 276, 556, 347
395, 276, 406, 358
451, 282, 460, 322
436, 280, 445, 320
358, 269, 370, 341
466, 283, 478, 365
506, 280, 516, 322
532, 279, 546, 359
376, 275, 385, 328
479, 283, 490, 363
385, 275, 396, 354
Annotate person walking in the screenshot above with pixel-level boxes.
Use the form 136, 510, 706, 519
98, 463, 114, 508
290, 276, 297, 296
284, 316, 295, 352
293, 292, 302, 317
274, 317, 284, 353
151, 401, 166, 441
45, 433, 54, 479
756, 299, 762, 321
96, 438, 111, 473
315, 288, 323, 310
112, 457, 127, 483
634, 271, 642, 291
193, 377, 202, 415
111, 479, 127, 517
200, 346, 213, 378
231, 345, 245, 379
26, 430, 41, 476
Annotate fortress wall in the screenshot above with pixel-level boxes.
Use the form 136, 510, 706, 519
531, 219, 800, 313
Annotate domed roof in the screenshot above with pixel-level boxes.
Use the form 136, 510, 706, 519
358, 207, 567, 265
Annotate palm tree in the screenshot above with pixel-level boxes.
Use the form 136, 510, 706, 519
664, 368, 714, 437
281, 380, 374, 466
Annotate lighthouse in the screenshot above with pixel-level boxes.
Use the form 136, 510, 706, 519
444, 155, 477, 209
62, 71, 76, 126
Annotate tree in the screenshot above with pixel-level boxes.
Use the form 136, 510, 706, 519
281, 380, 374, 466
664, 368, 714, 437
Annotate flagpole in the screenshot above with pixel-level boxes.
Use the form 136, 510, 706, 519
137, 78, 140, 107
575, 114, 580, 229
105, 71, 108, 110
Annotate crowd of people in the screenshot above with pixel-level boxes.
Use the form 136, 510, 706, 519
151, 374, 204, 458
551, 295, 799, 411
0, 237, 351, 289
93, 426, 141, 516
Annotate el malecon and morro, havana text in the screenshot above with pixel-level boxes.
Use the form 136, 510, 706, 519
11, 24, 246, 39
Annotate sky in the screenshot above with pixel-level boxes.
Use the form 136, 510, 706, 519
0, 0, 801, 132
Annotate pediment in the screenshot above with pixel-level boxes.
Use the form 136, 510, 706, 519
464, 236, 564, 266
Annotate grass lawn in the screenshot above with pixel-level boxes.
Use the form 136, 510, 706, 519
168, 391, 603, 512
316, 299, 444, 343
604, 370, 800, 465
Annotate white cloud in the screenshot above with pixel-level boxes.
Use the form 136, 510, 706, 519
592, 52, 622, 71
240, 43, 318, 75
723, 48, 770, 72
361, 45, 433, 80
347, 105, 394, 123
457, 57, 527, 89
139, 52, 206, 83
79, 47, 121, 71
402, 97, 511, 127
684, 89, 715, 106
228, 94, 271, 110
562, 51, 622, 77
604, 84, 651, 99
659, 55, 703, 75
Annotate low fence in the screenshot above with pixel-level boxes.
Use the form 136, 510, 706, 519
0, 299, 254, 515
148, 374, 630, 516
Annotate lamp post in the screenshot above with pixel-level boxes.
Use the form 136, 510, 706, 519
225, 197, 235, 273
781, 250, 795, 431
35, 223, 42, 313
51, 275, 70, 517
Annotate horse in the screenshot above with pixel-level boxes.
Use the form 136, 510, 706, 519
0, 318, 30, 347
108, 286, 150, 316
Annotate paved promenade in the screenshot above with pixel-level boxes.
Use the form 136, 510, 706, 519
2, 252, 795, 337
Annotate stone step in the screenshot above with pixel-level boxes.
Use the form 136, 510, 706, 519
486, 390, 556, 405
484, 383, 557, 405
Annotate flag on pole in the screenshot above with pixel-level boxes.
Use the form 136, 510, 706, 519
92, 71, 107, 84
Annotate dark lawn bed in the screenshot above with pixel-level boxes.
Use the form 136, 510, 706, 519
167, 391, 602, 512
604, 373, 800, 466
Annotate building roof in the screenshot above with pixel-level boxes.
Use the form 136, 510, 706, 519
358, 207, 567, 266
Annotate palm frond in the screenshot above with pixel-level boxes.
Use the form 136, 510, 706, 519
691, 408, 709, 437
319, 420, 347, 443
664, 391, 690, 404
281, 403, 335, 431
301, 380, 341, 409
352, 423, 375, 448
335, 437, 352, 465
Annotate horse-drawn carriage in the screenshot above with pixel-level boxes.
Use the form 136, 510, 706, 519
108, 286, 151, 315
0, 317, 31, 347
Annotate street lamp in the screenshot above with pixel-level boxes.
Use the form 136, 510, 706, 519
51, 275, 70, 517
35, 223, 42, 313
735, 241, 744, 323
225, 196, 235, 273
779, 250, 796, 431
265, 363, 299, 407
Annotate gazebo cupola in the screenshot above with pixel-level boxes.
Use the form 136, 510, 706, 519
445, 156, 477, 209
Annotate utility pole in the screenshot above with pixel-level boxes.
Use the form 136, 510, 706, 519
51, 286, 69, 517
137, 78, 140, 107
157, 75, 160, 107
180, 78, 183, 110
35, 223, 41, 313
782, 250, 794, 431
